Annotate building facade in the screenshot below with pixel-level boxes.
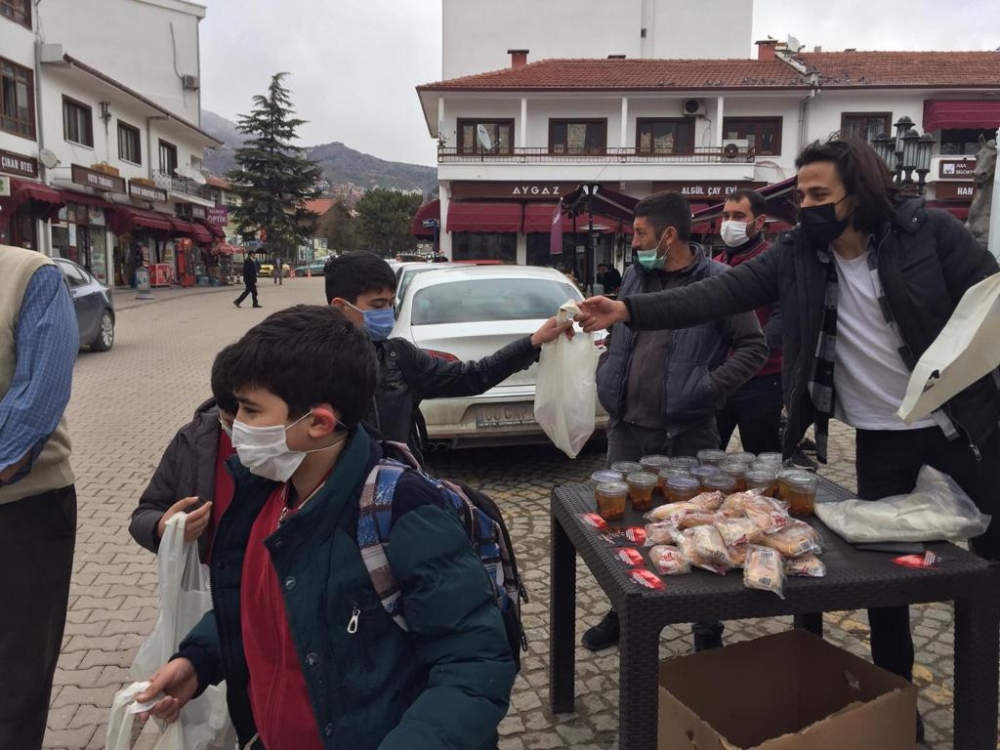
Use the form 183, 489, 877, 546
416, 43, 1000, 270
0, 0, 223, 287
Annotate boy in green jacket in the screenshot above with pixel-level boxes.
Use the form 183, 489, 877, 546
136, 304, 515, 749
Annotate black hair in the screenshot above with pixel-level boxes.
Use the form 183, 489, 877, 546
210, 343, 239, 415
724, 189, 767, 218
633, 191, 692, 242
324, 251, 397, 304
795, 137, 898, 232
227, 305, 377, 428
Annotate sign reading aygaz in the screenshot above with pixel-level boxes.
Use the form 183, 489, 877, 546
451, 181, 621, 200
71, 164, 126, 193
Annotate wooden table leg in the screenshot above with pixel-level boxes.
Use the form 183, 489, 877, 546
953, 594, 1000, 749
618, 602, 661, 750
549, 512, 577, 714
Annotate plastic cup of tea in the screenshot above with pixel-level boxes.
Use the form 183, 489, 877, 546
625, 472, 658, 512
702, 474, 737, 494
729, 451, 756, 464
639, 454, 671, 475
591, 469, 624, 485
745, 467, 778, 497
697, 448, 728, 467
782, 471, 818, 517
666, 475, 701, 504
756, 452, 784, 467
610, 461, 643, 477
690, 465, 721, 491
719, 460, 748, 492
668, 456, 700, 471
595, 481, 628, 521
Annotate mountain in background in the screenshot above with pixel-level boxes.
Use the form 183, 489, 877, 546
200, 110, 438, 198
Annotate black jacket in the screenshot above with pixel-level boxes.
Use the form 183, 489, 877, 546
242, 257, 257, 284
624, 199, 1000, 458
369, 336, 539, 449
129, 399, 220, 561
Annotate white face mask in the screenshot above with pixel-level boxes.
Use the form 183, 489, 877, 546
720, 220, 750, 248
218, 417, 233, 440
231, 411, 345, 483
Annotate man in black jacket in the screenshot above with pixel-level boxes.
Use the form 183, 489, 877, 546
577, 138, 1000, 742
234, 250, 261, 308
324, 252, 572, 452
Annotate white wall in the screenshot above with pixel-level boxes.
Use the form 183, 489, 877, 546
806, 91, 928, 145
0, 16, 39, 158
36, 0, 204, 125
442, 0, 752, 78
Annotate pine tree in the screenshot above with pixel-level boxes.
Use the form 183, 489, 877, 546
227, 73, 322, 260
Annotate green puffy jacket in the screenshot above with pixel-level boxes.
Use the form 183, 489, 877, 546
176, 427, 515, 749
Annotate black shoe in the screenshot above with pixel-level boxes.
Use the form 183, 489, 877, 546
798, 438, 818, 453
253, 304, 263, 308
233, 300, 241, 308
916, 712, 925, 744
582, 610, 620, 651
790, 448, 818, 469
693, 633, 723, 652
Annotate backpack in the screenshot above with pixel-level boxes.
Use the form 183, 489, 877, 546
356, 441, 528, 671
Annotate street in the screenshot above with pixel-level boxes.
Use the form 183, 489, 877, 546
46, 278, 960, 750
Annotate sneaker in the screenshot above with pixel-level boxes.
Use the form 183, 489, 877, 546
798, 438, 818, 453
790, 448, 818, 469
253, 304, 263, 308
582, 609, 620, 651
233, 300, 241, 308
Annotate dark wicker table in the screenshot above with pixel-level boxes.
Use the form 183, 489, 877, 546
549, 479, 1000, 750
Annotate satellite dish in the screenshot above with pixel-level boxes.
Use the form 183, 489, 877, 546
476, 124, 494, 152
190, 170, 207, 186
39, 149, 60, 169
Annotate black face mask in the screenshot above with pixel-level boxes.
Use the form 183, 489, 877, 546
799, 199, 850, 248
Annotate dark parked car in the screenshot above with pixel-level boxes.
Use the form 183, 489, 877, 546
294, 260, 327, 277
53, 257, 115, 352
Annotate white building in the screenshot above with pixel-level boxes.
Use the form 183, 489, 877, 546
442, 0, 754, 79
0, 0, 222, 287
416, 43, 1000, 268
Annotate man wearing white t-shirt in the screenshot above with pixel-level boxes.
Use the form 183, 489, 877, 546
576, 138, 1000, 744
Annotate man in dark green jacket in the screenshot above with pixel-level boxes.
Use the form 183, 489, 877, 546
136, 305, 515, 749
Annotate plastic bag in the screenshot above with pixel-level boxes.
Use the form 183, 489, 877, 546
649, 545, 691, 575
643, 521, 680, 546
533, 301, 599, 458
745, 496, 792, 534
760, 521, 822, 558
687, 491, 724, 512
785, 553, 827, 578
109, 513, 236, 750
744, 545, 786, 598
715, 517, 762, 547
814, 465, 991, 543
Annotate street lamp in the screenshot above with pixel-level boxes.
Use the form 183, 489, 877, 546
872, 132, 896, 169
892, 116, 915, 183
901, 130, 920, 187
915, 134, 935, 194
864, 115, 936, 195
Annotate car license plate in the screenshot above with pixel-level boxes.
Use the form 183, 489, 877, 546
475, 402, 537, 428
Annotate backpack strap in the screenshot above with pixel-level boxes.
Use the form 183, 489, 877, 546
357, 459, 410, 631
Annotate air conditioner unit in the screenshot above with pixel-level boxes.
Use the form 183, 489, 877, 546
722, 139, 750, 160
181, 75, 200, 91
682, 99, 706, 117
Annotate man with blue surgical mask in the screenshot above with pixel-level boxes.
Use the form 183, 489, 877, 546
325, 252, 571, 454
582, 191, 767, 654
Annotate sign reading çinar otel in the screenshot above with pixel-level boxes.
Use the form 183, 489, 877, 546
0, 149, 39, 178
129, 181, 168, 203
71, 164, 126, 194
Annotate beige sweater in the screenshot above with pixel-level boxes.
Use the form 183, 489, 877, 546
0, 246, 74, 504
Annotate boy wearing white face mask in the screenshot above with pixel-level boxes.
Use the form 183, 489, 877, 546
135, 305, 515, 750
712, 189, 784, 455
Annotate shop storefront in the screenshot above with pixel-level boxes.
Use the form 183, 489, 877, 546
0, 150, 61, 251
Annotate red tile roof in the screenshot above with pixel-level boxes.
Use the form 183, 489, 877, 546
305, 198, 337, 216
795, 51, 1000, 88
418, 58, 808, 92
206, 176, 232, 190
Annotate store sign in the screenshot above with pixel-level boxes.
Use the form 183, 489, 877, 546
178, 203, 208, 220
450, 181, 620, 200
0, 149, 39, 178
652, 181, 768, 200
934, 181, 976, 200
938, 159, 976, 179
129, 181, 168, 203
207, 206, 229, 225
71, 164, 126, 194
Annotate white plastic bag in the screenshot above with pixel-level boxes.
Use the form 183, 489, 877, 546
108, 513, 236, 750
533, 301, 599, 458
815, 465, 991, 543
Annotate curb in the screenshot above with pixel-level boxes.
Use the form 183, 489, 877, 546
114, 285, 234, 311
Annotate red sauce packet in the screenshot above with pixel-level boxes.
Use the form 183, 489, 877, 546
600, 526, 648, 546
627, 569, 666, 590
613, 547, 645, 567
893, 551, 941, 569
578, 513, 608, 531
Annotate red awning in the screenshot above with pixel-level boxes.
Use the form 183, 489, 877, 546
524, 204, 631, 234
927, 201, 970, 221
189, 223, 214, 243
690, 203, 717, 235
446, 202, 523, 233
202, 221, 225, 239
58, 190, 114, 210
4, 178, 64, 212
410, 199, 440, 238
924, 100, 1000, 132
109, 207, 174, 234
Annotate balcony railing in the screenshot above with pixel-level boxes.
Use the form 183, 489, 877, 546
438, 146, 756, 164
152, 170, 209, 199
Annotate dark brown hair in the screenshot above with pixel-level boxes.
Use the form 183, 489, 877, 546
724, 189, 767, 218
634, 191, 692, 242
795, 137, 898, 232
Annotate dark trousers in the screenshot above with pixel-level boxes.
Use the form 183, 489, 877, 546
235, 281, 258, 306
716, 373, 783, 454
0, 486, 76, 750
607, 418, 724, 643
856, 426, 1000, 683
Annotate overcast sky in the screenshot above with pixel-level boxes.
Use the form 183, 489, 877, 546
198, 0, 998, 168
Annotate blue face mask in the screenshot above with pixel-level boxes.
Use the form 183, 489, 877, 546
635, 230, 668, 271
352, 305, 395, 342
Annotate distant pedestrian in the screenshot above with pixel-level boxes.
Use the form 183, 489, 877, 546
0, 245, 79, 750
234, 251, 261, 308
272, 253, 283, 286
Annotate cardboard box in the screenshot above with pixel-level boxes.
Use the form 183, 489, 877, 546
657, 630, 917, 750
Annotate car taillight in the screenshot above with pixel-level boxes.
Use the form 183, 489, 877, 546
423, 349, 459, 362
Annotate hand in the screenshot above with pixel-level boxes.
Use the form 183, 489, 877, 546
0, 451, 32, 484
157, 497, 212, 543
530, 316, 575, 348
136, 658, 199, 724
575, 296, 630, 333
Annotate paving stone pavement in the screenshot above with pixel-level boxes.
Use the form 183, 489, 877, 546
45, 276, 969, 749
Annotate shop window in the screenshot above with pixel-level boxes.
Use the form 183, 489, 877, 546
722, 117, 782, 156
939, 128, 996, 156
452, 232, 517, 262
159, 139, 178, 176
549, 120, 607, 155
840, 112, 891, 141
0, 0, 30, 28
118, 121, 142, 164
636, 119, 695, 155
457, 119, 514, 155
63, 97, 94, 147
0, 57, 35, 139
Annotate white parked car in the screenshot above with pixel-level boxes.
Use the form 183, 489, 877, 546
391, 265, 609, 449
